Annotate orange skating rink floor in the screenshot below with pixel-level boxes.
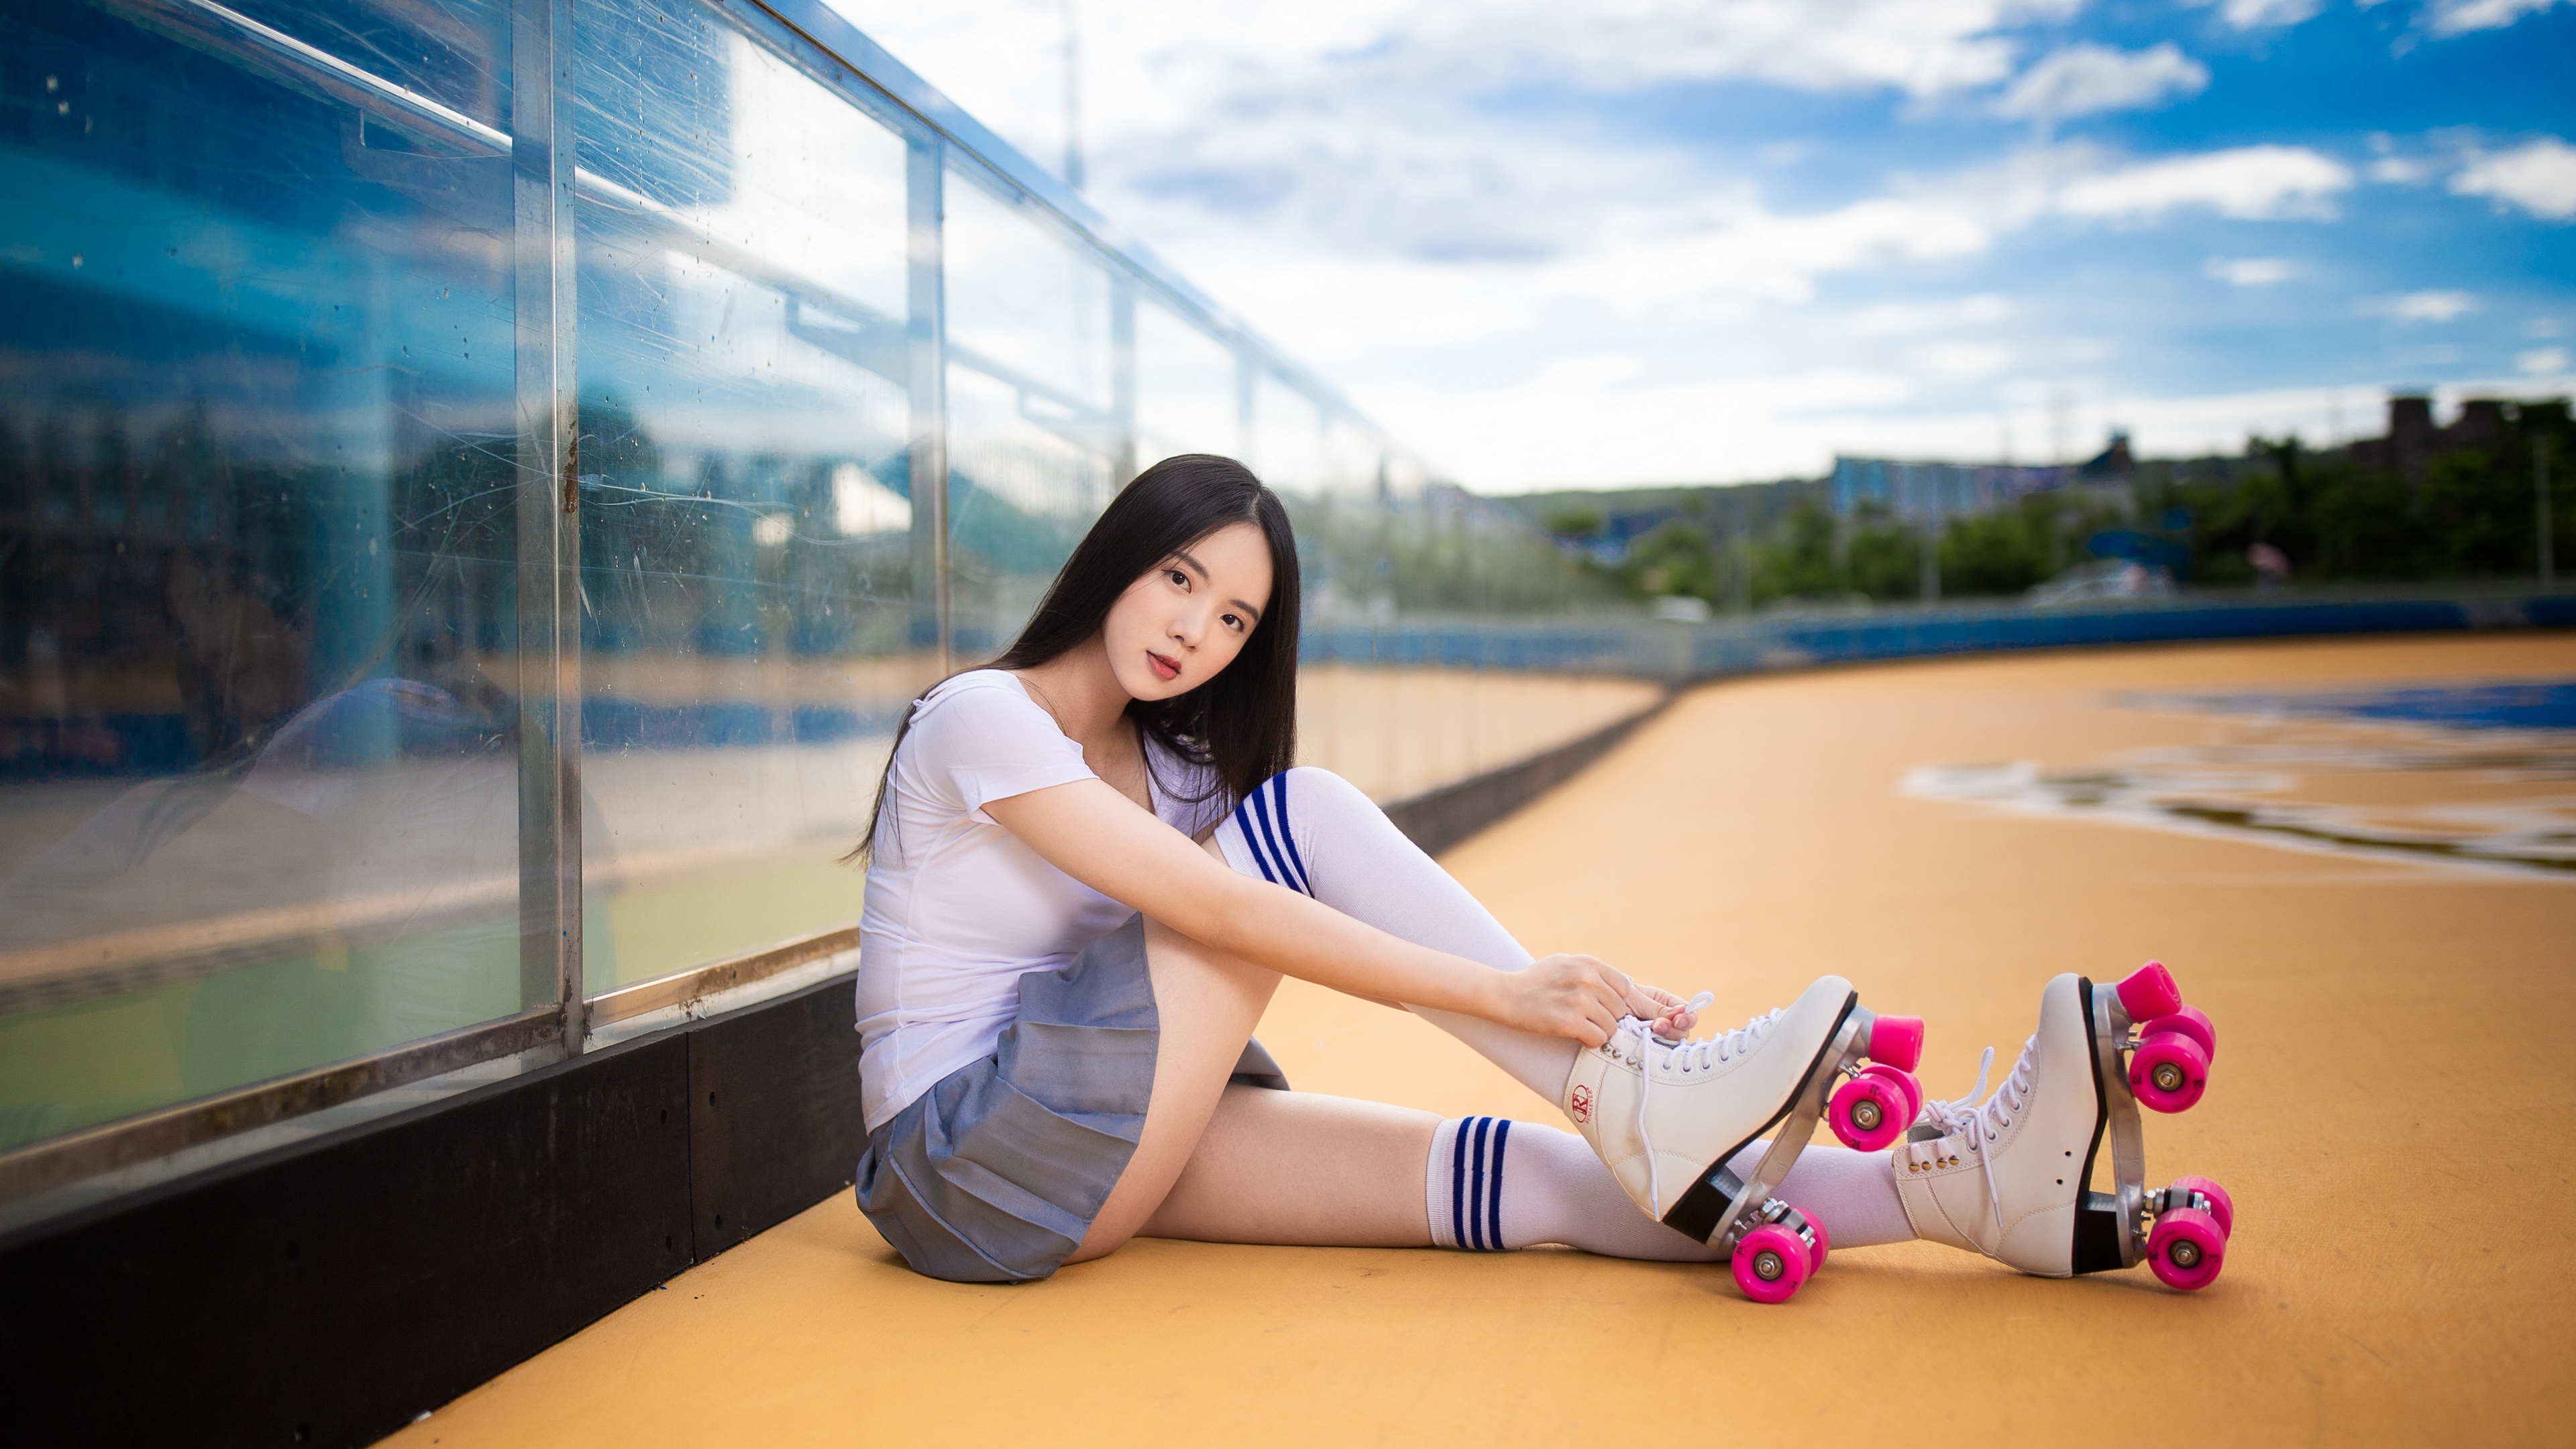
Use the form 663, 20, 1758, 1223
384, 633, 2576, 1448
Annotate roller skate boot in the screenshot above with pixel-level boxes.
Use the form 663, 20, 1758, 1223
1894, 962, 2233, 1291
1560, 973, 1923, 1301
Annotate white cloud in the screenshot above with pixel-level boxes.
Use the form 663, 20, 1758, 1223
1110, 138, 2398, 486
1996, 43, 2209, 128
2426, 0, 2567, 36
2193, 0, 2325, 28
2057, 146, 2354, 221
1851, 294, 2013, 334
2450, 138, 2576, 219
2361, 290, 2480, 322
827, 0, 2097, 190
2205, 256, 2294, 285
810, 0, 2565, 490
1915, 341, 2015, 379
2520, 346, 2573, 374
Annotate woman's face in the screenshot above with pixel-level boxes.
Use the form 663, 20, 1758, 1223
1101, 521, 1274, 702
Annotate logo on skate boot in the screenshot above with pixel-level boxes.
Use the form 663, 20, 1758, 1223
1569, 1084, 1593, 1124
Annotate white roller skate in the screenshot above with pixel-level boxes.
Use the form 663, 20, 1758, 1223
1895, 962, 2233, 1291
1560, 973, 1925, 1303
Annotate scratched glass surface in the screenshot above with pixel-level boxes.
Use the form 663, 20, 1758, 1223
570, 0, 920, 994
0, 0, 529, 1148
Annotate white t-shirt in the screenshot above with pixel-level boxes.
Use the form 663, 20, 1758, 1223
854, 670, 1229, 1131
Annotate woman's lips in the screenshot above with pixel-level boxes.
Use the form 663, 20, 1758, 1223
1146, 650, 1181, 682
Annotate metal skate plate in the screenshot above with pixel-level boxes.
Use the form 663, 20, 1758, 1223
2088, 988, 2149, 1267
1705, 1013, 1870, 1254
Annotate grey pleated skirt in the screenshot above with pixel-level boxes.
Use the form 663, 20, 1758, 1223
854, 914, 1290, 1283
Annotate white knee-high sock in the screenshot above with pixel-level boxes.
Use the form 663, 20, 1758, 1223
1721, 1140, 1917, 1250
1428, 1117, 1717, 1260
1215, 767, 1578, 1102
1424, 1118, 1916, 1259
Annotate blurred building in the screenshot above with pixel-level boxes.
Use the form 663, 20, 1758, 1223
1831, 433, 2138, 521
2349, 394, 2513, 482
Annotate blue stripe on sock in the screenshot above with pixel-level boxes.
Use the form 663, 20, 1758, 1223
1247, 786, 1292, 894
1230, 798, 1281, 885
1247, 784, 1306, 897
1487, 1119, 1510, 1251
1270, 774, 1314, 896
1449, 1118, 1471, 1250
1466, 1118, 1492, 1250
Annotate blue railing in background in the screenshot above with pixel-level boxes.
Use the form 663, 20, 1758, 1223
1303, 587, 2576, 683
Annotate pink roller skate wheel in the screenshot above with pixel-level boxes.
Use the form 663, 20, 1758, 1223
1868, 1014, 1925, 1073
2129, 1030, 2209, 1113
1800, 1214, 1831, 1274
1733, 1224, 1809, 1304
2169, 1175, 2235, 1238
1860, 1063, 1924, 1128
2115, 961, 2184, 1022
2143, 1004, 2218, 1065
2147, 1206, 2226, 1291
1829, 1073, 1909, 1151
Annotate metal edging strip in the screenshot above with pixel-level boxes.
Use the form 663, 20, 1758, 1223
584, 928, 862, 1028
511, 0, 586, 1057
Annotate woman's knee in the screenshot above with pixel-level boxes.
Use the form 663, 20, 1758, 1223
1278, 763, 1373, 813
1140, 916, 1277, 1002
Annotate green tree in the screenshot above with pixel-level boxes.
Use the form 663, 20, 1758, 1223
1623, 519, 1717, 600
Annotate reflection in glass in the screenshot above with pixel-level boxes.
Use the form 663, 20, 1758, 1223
943, 166, 1118, 655
572, 0, 919, 994
0, 0, 525, 1148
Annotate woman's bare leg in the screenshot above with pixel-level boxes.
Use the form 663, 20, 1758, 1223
1064, 918, 1280, 1263
1144, 1086, 1438, 1247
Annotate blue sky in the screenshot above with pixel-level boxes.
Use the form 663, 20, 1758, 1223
826, 0, 2576, 490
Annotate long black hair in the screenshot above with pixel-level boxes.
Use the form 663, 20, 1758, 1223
850, 453, 1301, 863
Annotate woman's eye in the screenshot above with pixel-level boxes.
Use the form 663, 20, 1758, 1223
1167, 569, 1189, 588
1222, 613, 1242, 631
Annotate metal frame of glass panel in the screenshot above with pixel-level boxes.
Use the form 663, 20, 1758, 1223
0, 0, 1416, 1205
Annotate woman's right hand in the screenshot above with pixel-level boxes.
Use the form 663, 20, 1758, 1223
1491, 953, 1666, 1046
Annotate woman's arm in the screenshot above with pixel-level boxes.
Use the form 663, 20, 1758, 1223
985, 777, 1668, 1046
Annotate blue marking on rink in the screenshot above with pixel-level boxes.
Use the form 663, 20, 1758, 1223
2138, 680, 2576, 733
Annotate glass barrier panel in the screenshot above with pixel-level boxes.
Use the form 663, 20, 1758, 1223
0, 0, 530, 1148
810, 0, 1069, 185
1324, 417, 1386, 498
1251, 372, 1328, 499
1133, 299, 1242, 464
943, 164, 1117, 657
571, 0, 919, 995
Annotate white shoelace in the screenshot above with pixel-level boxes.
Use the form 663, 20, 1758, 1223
1610, 991, 1788, 1214
1914, 1036, 2037, 1236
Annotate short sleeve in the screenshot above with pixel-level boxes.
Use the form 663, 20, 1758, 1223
902, 674, 1095, 823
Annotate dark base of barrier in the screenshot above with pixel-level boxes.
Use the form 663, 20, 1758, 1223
1385, 691, 1678, 856
0, 971, 865, 1449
